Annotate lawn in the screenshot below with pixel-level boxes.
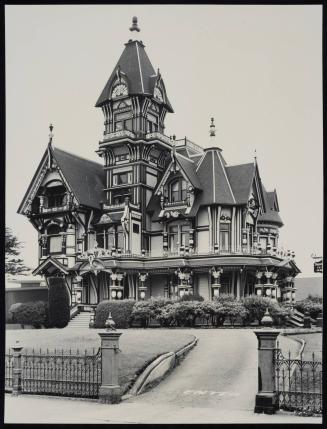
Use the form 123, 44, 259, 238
5, 328, 195, 394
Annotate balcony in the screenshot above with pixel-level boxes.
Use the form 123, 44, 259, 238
102, 202, 140, 211
101, 130, 136, 143
39, 195, 72, 214
145, 132, 172, 146
78, 246, 294, 261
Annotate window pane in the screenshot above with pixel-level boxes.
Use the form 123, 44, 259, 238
49, 236, 62, 253
96, 234, 104, 248
117, 233, 124, 249
220, 231, 229, 250
181, 189, 187, 200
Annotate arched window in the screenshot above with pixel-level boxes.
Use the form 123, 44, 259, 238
44, 184, 66, 208
170, 179, 187, 202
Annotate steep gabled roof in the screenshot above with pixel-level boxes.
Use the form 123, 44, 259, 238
225, 162, 256, 204
196, 149, 236, 205
95, 40, 173, 112
175, 153, 202, 190
52, 147, 105, 210
258, 184, 283, 226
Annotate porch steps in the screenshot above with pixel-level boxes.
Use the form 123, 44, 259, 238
285, 309, 316, 328
66, 312, 92, 329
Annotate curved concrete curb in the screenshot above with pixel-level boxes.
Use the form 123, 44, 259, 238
123, 337, 198, 398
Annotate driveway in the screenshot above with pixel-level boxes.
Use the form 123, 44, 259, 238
5, 329, 322, 424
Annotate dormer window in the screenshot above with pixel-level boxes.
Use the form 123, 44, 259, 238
170, 178, 187, 202
44, 184, 66, 208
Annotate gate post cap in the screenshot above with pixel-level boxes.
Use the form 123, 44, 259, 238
12, 340, 23, 352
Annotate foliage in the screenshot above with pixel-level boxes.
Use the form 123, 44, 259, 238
48, 277, 70, 328
224, 301, 249, 326
95, 300, 136, 328
242, 296, 269, 325
295, 299, 323, 319
268, 301, 292, 326
306, 294, 323, 304
9, 301, 48, 328
5, 227, 30, 276
177, 293, 204, 302
131, 301, 154, 327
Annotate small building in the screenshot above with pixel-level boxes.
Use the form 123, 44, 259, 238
17, 18, 300, 308
5, 276, 48, 321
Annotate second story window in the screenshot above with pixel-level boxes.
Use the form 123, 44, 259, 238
220, 222, 230, 251
170, 179, 187, 202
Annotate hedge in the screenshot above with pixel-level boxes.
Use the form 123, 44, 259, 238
294, 299, 323, 319
48, 277, 70, 328
95, 300, 136, 328
9, 301, 48, 328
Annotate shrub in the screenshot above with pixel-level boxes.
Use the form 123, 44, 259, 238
131, 301, 153, 328
213, 294, 236, 303
48, 277, 70, 328
307, 294, 323, 304
147, 297, 173, 326
9, 301, 48, 328
268, 301, 292, 326
157, 301, 200, 327
242, 296, 269, 325
295, 299, 323, 319
177, 293, 204, 302
95, 299, 136, 328
8, 303, 23, 323
224, 301, 249, 326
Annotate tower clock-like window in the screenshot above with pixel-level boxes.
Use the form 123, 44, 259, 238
112, 83, 128, 99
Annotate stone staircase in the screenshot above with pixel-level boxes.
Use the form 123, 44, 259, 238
66, 311, 92, 329
285, 309, 316, 328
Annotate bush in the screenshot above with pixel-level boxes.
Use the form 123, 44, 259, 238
268, 301, 292, 326
8, 303, 23, 323
178, 293, 204, 302
242, 296, 269, 325
224, 301, 249, 326
9, 301, 48, 328
48, 277, 70, 328
95, 300, 136, 328
157, 301, 200, 327
307, 294, 323, 304
131, 301, 154, 327
295, 299, 323, 319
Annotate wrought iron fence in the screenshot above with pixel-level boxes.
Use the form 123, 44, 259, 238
5, 347, 102, 399
274, 344, 322, 414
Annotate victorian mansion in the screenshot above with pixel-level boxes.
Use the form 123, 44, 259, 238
18, 18, 300, 307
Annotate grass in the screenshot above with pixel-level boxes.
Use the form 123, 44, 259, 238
5, 328, 195, 393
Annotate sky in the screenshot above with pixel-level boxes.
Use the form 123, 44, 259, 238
5, 5, 323, 278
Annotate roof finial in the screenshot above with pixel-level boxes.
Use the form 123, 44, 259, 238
49, 123, 54, 146
254, 148, 257, 164
209, 117, 216, 137
130, 16, 140, 32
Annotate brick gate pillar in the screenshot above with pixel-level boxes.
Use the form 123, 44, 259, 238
253, 327, 280, 414
98, 314, 122, 404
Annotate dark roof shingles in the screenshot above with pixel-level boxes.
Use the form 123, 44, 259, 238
53, 147, 105, 210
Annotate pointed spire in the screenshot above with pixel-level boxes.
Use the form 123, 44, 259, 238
209, 117, 216, 137
48, 123, 54, 146
129, 16, 140, 32
254, 148, 257, 165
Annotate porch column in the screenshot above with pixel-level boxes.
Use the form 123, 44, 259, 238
236, 271, 241, 299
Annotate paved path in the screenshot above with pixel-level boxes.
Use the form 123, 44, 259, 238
5, 329, 322, 424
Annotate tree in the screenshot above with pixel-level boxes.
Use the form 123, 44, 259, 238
5, 227, 30, 276
48, 277, 70, 328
